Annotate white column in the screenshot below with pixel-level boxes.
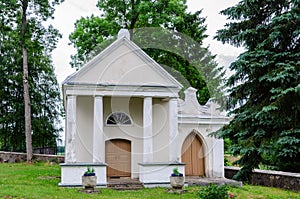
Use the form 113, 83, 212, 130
93, 96, 104, 162
169, 98, 179, 162
65, 95, 77, 163
143, 97, 153, 162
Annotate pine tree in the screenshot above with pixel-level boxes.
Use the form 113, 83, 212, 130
216, 0, 300, 181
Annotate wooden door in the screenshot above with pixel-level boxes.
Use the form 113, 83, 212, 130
105, 139, 131, 177
181, 133, 205, 176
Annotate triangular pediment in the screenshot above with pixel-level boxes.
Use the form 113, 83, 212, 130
63, 36, 182, 89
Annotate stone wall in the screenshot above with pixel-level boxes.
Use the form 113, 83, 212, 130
0, 151, 64, 163
225, 166, 300, 191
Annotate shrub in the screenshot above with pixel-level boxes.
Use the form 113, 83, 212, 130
171, 167, 183, 176
224, 156, 232, 166
83, 167, 95, 176
198, 184, 230, 199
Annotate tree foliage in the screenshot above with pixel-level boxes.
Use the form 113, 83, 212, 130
0, 0, 63, 153
216, 0, 300, 180
69, 0, 225, 104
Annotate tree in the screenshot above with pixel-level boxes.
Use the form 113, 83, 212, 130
215, 0, 300, 181
0, 0, 63, 158
69, 0, 225, 104
21, 0, 33, 162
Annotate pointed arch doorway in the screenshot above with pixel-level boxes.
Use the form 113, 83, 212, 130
181, 132, 205, 176
105, 139, 131, 178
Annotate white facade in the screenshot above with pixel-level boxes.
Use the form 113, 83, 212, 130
59, 29, 230, 187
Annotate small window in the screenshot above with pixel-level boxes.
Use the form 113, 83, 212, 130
106, 112, 132, 126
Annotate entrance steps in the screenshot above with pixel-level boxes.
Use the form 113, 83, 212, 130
107, 178, 144, 190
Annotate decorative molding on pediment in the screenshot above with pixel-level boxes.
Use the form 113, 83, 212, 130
178, 87, 226, 117
178, 87, 208, 115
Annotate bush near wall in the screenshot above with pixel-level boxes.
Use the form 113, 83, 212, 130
225, 166, 300, 191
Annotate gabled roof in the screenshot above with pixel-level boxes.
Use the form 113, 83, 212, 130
63, 30, 183, 89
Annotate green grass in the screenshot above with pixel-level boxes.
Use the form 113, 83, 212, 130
229, 185, 300, 199
0, 163, 299, 199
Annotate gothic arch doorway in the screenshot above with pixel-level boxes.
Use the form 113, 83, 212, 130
181, 132, 205, 176
105, 139, 131, 178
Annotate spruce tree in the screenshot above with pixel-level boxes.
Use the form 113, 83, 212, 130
216, 0, 300, 180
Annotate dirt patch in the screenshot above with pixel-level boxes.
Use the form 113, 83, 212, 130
38, 176, 60, 180
78, 189, 102, 194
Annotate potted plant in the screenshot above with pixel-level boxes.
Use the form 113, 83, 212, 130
82, 167, 97, 189
170, 167, 184, 189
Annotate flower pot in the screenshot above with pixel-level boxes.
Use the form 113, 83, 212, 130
170, 176, 184, 189
82, 175, 97, 189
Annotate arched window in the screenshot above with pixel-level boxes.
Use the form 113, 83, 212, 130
106, 112, 132, 126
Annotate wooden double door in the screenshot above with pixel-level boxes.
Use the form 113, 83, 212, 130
181, 133, 205, 176
105, 139, 131, 178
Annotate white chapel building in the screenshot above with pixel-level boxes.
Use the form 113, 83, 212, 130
59, 29, 229, 187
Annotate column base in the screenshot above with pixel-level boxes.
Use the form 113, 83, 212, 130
60, 162, 107, 187
138, 162, 185, 185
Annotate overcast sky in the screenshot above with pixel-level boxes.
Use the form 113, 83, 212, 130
50, 0, 241, 84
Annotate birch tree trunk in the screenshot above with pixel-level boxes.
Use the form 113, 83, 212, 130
21, 0, 32, 162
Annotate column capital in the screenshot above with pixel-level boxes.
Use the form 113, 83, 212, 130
169, 97, 178, 101
67, 95, 77, 99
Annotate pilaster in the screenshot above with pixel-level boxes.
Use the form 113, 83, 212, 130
93, 96, 104, 162
169, 98, 179, 161
65, 95, 77, 163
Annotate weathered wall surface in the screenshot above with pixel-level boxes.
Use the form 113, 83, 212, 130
0, 151, 64, 163
225, 166, 300, 191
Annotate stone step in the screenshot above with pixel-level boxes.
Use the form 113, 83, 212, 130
108, 185, 144, 191
107, 179, 144, 190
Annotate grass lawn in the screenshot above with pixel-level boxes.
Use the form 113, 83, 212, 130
0, 163, 299, 199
